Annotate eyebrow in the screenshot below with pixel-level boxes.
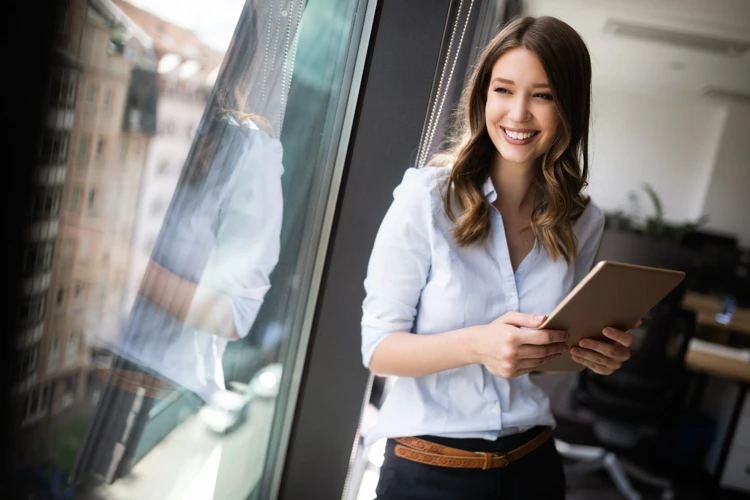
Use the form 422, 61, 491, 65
491, 77, 550, 88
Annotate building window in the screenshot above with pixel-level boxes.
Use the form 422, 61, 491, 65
103, 88, 113, 110
39, 131, 70, 165
22, 241, 54, 276
49, 69, 77, 109
30, 186, 63, 218
18, 294, 45, 324
73, 282, 84, 304
85, 83, 97, 106
95, 137, 106, 163
47, 337, 59, 372
87, 188, 97, 213
65, 331, 80, 366
22, 383, 50, 424
69, 186, 81, 211
56, 287, 65, 310
77, 135, 89, 164
62, 238, 73, 260
18, 346, 39, 382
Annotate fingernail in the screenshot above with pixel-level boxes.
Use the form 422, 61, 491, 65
580, 340, 590, 348
534, 315, 546, 322
603, 328, 612, 336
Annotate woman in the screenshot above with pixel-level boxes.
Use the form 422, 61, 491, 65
361, 16, 636, 499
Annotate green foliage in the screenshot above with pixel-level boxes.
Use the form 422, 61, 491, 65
604, 182, 708, 244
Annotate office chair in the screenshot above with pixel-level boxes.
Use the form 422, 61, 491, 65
554, 230, 697, 500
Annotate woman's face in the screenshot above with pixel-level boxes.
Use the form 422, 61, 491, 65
484, 48, 559, 167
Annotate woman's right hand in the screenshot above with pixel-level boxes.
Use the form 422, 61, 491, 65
470, 312, 569, 378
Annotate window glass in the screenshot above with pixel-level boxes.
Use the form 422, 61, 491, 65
13, 0, 372, 497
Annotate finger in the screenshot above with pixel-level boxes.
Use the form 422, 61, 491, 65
569, 346, 621, 369
578, 338, 630, 362
517, 342, 569, 359
515, 352, 563, 370
633, 319, 643, 329
570, 351, 614, 375
602, 327, 635, 348
516, 329, 569, 345
501, 312, 547, 328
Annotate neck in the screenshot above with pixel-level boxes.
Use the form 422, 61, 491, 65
490, 155, 538, 213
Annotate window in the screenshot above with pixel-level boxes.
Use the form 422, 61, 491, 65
77, 135, 89, 164
56, 287, 65, 310
17, 346, 39, 382
65, 331, 80, 366
48, 69, 77, 109
87, 187, 97, 213
103, 88, 112, 110
22, 241, 54, 276
18, 294, 45, 324
22, 383, 50, 424
95, 137, 106, 162
30, 186, 63, 218
73, 282, 84, 303
62, 238, 73, 260
42, 0, 374, 496
85, 83, 96, 105
69, 186, 81, 211
47, 337, 59, 372
39, 131, 70, 164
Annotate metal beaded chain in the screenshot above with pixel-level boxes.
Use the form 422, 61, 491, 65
279, 0, 303, 132
418, 0, 475, 168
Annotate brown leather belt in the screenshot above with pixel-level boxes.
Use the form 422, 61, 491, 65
393, 427, 552, 470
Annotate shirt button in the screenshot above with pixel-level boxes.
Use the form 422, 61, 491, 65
490, 406, 500, 414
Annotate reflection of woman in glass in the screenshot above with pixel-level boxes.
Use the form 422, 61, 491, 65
362, 17, 636, 499
107, 96, 284, 401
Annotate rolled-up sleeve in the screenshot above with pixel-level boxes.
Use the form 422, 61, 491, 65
188, 131, 284, 339
573, 201, 605, 286
361, 168, 433, 367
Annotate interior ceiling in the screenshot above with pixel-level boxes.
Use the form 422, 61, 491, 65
525, 0, 750, 101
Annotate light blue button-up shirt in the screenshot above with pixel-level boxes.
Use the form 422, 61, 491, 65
361, 166, 604, 445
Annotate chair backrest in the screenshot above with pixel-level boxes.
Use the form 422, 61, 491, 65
574, 230, 698, 425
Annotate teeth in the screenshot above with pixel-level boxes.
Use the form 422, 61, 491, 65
504, 129, 536, 140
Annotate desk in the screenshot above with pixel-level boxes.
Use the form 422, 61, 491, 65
686, 341, 750, 492
683, 291, 750, 336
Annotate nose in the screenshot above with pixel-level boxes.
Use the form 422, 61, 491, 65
507, 94, 531, 123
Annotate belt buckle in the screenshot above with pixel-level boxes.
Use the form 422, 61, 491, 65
476, 451, 509, 470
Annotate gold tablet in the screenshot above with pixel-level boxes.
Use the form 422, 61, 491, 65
536, 260, 686, 372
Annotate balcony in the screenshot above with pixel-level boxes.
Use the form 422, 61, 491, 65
22, 271, 51, 296
27, 219, 58, 241
46, 107, 75, 130
37, 165, 67, 185
16, 323, 44, 349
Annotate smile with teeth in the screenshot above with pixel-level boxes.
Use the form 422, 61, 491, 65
502, 128, 539, 140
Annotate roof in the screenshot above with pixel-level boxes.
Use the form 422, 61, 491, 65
111, 0, 224, 72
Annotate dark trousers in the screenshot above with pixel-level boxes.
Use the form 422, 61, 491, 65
375, 426, 566, 500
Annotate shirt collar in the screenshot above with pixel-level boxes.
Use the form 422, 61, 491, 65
482, 176, 497, 204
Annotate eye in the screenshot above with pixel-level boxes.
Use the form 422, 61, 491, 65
535, 93, 554, 101
494, 87, 511, 94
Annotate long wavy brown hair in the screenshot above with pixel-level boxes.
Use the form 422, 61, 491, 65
436, 16, 592, 263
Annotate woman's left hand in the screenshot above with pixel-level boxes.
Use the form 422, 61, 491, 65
569, 320, 641, 375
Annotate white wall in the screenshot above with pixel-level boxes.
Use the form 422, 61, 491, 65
587, 87, 727, 224
700, 104, 750, 246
